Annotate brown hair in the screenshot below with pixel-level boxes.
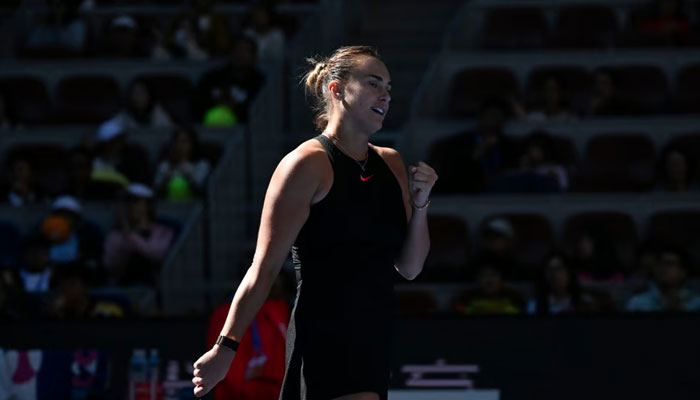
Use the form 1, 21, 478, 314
302, 45, 382, 131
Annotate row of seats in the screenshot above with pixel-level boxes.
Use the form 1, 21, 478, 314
1, 73, 199, 124
455, 3, 700, 49
425, 210, 700, 277
447, 63, 700, 117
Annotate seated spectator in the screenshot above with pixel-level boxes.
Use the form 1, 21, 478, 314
587, 69, 636, 116
165, 1, 231, 60
197, 36, 264, 125
629, 241, 661, 285
40, 196, 103, 272
243, 5, 285, 64
453, 260, 525, 315
0, 266, 42, 319
488, 131, 567, 193
476, 218, 524, 280
23, 0, 86, 58
103, 184, 174, 286
104, 14, 147, 58
513, 76, 575, 122
18, 234, 53, 294
90, 119, 131, 189
527, 252, 597, 315
626, 248, 700, 312
112, 79, 173, 130
429, 99, 517, 193
635, 0, 691, 46
49, 265, 127, 319
3, 156, 40, 207
66, 146, 101, 200
572, 228, 626, 282
656, 147, 698, 192
153, 126, 211, 201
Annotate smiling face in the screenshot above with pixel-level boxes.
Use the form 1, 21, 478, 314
331, 55, 391, 135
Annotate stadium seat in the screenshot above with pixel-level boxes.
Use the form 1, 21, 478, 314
134, 74, 194, 123
563, 211, 639, 271
447, 67, 519, 117
0, 76, 50, 125
395, 290, 438, 315
525, 66, 592, 112
481, 7, 549, 49
646, 211, 700, 275
611, 65, 670, 113
421, 214, 470, 281
52, 75, 121, 124
673, 64, 700, 113
571, 134, 655, 192
552, 5, 618, 48
664, 133, 700, 172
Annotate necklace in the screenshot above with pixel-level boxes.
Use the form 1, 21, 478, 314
328, 136, 369, 171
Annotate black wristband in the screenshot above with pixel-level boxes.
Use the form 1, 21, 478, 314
216, 335, 239, 352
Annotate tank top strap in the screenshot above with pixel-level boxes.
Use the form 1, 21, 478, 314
314, 134, 338, 166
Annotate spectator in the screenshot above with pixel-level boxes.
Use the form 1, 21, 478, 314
527, 252, 596, 315
66, 146, 100, 200
18, 234, 53, 294
103, 184, 174, 286
4, 156, 40, 207
587, 69, 636, 116
197, 36, 264, 125
656, 147, 697, 192
243, 5, 285, 64
513, 76, 575, 122
476, 218, 523, 280
153, 126, 211, 201
573, 229, 626, 283
49, 265, 127, 319
626, 248, 700, 312
90, 119, 130, 190
0, 266, 42, 319
39, 196, 103, 273
453, 260, 524, 315
429, 99, 516, 193
113, 79, 174, 130
166, 1, 231, 60
635, 0, 691, 46
104, 14, 145, 58
23, 0, 86, 58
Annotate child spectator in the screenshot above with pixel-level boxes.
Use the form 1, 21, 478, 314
112, 79, 173, 130
527, 253, 596, 315
153, 126, 211, 201
626, 248, 700, 312
103, 184, 174, 286
453, 260, 524, 315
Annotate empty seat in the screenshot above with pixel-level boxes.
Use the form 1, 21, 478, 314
611, 65, 669, 113
134, 74, 193, 123
563, 211, 638, 271
646, 211, 700, 274
447, 67, 518, 117
571, 134, 655, 192
479, 213, 554, 270
395, 290, 438, 315
674, 64, 700, 113
0, 76, 50, 125
481, 7, 549, 49
53, 75, 121, 124
421, 214, 470, 281
552, 5, 618, 48
525, 66, 592, 111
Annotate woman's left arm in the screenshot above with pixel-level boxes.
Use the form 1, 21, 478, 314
380, 147, 438, 280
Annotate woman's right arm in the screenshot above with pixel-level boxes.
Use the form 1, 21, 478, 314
192, 145, 327, 397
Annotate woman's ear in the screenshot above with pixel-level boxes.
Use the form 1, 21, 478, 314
329, 81, 343, 100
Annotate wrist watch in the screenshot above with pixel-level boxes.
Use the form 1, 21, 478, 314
216, 335, 239, 352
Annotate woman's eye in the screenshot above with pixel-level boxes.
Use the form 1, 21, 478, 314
369, 81, 378, 87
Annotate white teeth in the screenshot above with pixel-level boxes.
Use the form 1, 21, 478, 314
371, 107, 384, 115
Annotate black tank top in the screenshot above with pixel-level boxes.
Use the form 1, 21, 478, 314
281, 134, 407, 399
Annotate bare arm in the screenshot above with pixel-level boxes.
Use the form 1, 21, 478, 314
377, 147, 438, 280
192, 143, 327, 397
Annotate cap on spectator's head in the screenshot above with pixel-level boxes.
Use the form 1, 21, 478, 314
127, 183, 154, 199
52, 195, 82, 215
96, 119, 125, 142
485, 218, 514, 238
112, 14, 137, 30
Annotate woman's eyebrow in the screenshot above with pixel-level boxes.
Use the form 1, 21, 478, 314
367, 74, 391, 86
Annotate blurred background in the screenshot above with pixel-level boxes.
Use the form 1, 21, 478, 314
1, 0, 700, 399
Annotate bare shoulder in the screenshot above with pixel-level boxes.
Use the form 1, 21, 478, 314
275, 138, 332, 203
370, 144, 406, 172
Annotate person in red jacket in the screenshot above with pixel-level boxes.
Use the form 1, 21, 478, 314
205, 272, 291, 400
